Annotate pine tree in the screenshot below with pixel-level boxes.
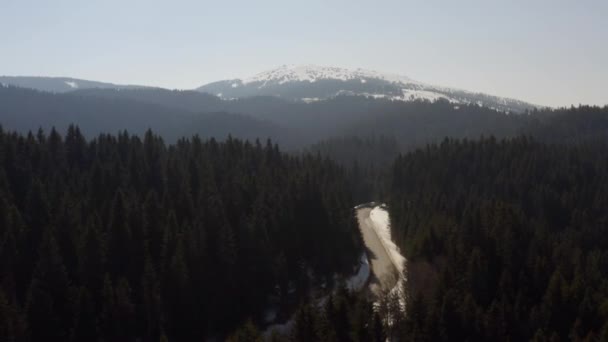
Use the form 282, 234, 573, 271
163, 233, 194, 340
226, 320, 263, 342
65, 125, 87, 170
140, 255, 162, 341
0, 288, 28, 342
106, 191, 132, 277
70, 287, 98, 341
292, 304, 319, 342
25, 228, 72, 341
79, 215, 105, 304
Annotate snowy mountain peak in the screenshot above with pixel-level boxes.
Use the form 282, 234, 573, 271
196, 65, 539, 113
242, 64, 418, 86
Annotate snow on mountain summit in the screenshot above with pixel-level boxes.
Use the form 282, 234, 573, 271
196, 65, 538, 113
242, 64, 417, 86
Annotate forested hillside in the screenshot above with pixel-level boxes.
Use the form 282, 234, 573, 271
388, 137, 608, 340
0, 76, 146, 93
2, 85, 537, 149
0, 126, 360, 341
8, 84, 607, 156
2, 0, 605, 340
0, 86, 287, 145
1, 88, 607, 341
73, 89, 536, 149
307, 136, 400, 168
344, 100, 532, 149
528, 105, 608, 144
307, 136, 399, 203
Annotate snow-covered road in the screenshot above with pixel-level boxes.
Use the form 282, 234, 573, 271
265, 204, 405, 337
356, 205, 406, 299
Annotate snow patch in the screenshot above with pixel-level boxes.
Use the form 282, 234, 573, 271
265, 254, 370, 338
263, 308, 278, 323
369, 207, 405, 277
231, 82, 239, 88
65, 81, 79, 89
369, 206, 407, 311
399, 89, 455, 103
265, 319, 294, 337
361, 93, 388, 99
347, 253, 370, 291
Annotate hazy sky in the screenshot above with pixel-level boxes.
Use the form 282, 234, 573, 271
1, 0, 606, 107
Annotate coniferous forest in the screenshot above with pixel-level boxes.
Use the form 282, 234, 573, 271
1, 106, 608, 341
2, 1, 607, 340
388, 137, 608, 340
264, 133, 608, 342
0, 126, 360, 341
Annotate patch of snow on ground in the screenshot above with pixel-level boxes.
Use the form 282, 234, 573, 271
265, 319, 294, 338
362, 93, 388, 99
263, 308, 278, 324
369, 206, 407, 311
400, 89, 452, 103
347, 253, 370, 291
369, 207, 405, 277
65, 81, 79, 89
231, 82, 239, 88
265, 243, 372, 337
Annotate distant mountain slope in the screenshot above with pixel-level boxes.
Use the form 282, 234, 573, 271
2, 84, 604, 154
71, 88, 226, 112
4, 65, 540, 113
344, 100, 532, 149
0, 86, 285, 143
196, 65, 539, 113
526, 105, 608, 143
0, 76, 148, 93
69, 87, 535, 148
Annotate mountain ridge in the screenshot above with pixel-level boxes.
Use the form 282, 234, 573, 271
196, 64, 540, 113
3, 65, 541, 113
0, 75, 151, 93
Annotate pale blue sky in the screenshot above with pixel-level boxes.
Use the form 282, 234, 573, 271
1, 0, 606, 107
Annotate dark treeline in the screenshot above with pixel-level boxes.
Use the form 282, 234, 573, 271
387, 137, 608, 340
311, 105, 608, 201
307, 136, 400, 168
307, 136, 400, 203
0, 126, 360, 341
1, 97, 608, 341
240, 286, 385, 342
345, 99, 531, 149
0, 85, 535, 150
3, 85, 608, 153
527, 105, 608, 144
273, 135, 608, 341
